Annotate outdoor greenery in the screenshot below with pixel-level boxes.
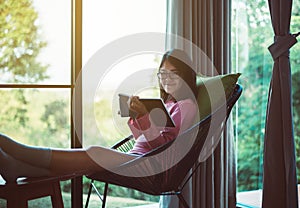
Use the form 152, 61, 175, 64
0, 0, 55, 145
0, 0, 158, 203
232, 0, 300, 191
0, 191, 157, 208
0, 0, 299, 204
0, 0, 48, 83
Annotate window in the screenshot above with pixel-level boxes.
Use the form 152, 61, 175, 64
0, 0, 71, 146
232, 0, 300, 207
82, 0, 166, 205
0, 0, 74, 207
0, 0, 166, 206
82, 0, 166, 146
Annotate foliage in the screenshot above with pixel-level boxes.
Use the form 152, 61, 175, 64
83, 98, 130, 148
291, 13, 300, 184
0, 0, 49, 83
0, 0, 49, 144
233, 0, 300, 191
82, 177, 159, 202
41, 100, 68, 134
0, 89, 28, 131
0, 90, 70, 148
0, 0, 299, 199
0, 191, 157, 207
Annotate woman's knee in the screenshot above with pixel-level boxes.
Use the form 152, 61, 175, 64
86, 145, 105, 155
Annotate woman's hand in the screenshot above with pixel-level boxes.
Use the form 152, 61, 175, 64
129, 96, 148, 118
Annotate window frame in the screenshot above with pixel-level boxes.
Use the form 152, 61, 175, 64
70, 0, 83, 206
0, 0, 83, 205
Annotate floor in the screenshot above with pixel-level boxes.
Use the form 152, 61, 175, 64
236, 185, 300, 208
131, 186, 300, 208
125, 204, 159, 208
1, 173, 298, 208
237, 190, 262, 208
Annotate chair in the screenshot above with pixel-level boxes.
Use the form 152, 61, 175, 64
85, 84, 242, 208
0, 174, 76, 208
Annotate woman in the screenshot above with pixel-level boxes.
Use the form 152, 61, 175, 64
0, 49, 198, 183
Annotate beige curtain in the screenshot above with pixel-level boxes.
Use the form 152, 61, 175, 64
164, 0, 236, 207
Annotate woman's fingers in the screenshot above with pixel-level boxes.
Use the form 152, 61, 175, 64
129, 96, 147, 116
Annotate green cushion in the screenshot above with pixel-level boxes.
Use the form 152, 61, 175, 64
196, 73, 241, 119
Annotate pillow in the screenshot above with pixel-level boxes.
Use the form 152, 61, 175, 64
196, 73, 241, 119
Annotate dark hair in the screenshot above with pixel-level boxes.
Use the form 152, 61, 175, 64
158, 49, 197, 102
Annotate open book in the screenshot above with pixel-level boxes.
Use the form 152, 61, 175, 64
118, 94, 175, 127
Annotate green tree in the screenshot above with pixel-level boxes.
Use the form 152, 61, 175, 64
0, 89, 28, 134
37, 99, 70, 147
41, 100, 68, 134
0, 0, 49, 137
0, 0, 49, 83
233, 0, 300, 191
232, 0, 272, 191
291, 5, 300, 182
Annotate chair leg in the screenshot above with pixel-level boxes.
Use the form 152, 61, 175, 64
85, 179, 94, 208
102, 183, 109, 208
7, 197, 28, 208
84, 180, 109, 208
177, 193, 189, 208
50, 181, 64, 208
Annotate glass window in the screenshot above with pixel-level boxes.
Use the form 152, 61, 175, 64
82, 0, 166, 205
82, 0, 166, 64
232, 0, 300, 207
0, 0, 71, 145
0, 88, 71, 148
82, 0, 166, 146
291, 3, 300, 206
32, 0, 71, 85
0, 0, 72, 206
0, 0, 71, 85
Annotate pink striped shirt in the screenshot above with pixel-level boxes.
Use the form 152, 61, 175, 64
128, 99, 198, 155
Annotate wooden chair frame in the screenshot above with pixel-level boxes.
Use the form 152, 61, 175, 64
0, 174, 77, 208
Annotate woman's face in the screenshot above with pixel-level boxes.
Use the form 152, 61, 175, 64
159, 60, 183, 97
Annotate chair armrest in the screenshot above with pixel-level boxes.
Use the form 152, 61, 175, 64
111, 135, 135, 152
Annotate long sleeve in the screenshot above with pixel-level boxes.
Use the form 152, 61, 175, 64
128, 99, 197, 154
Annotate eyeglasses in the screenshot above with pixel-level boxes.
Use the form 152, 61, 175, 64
157, 71, 180, 80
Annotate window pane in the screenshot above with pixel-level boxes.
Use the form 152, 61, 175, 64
82, 0, 166, 205
82, 0, 166, 147
0, 89, 71, 148
82, 0, 166, 64
232, 0, 273, 207
83, 54, 162, 148
291, 3, 300, 206
233, 0, 300, 207
0, 0, 71, 84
